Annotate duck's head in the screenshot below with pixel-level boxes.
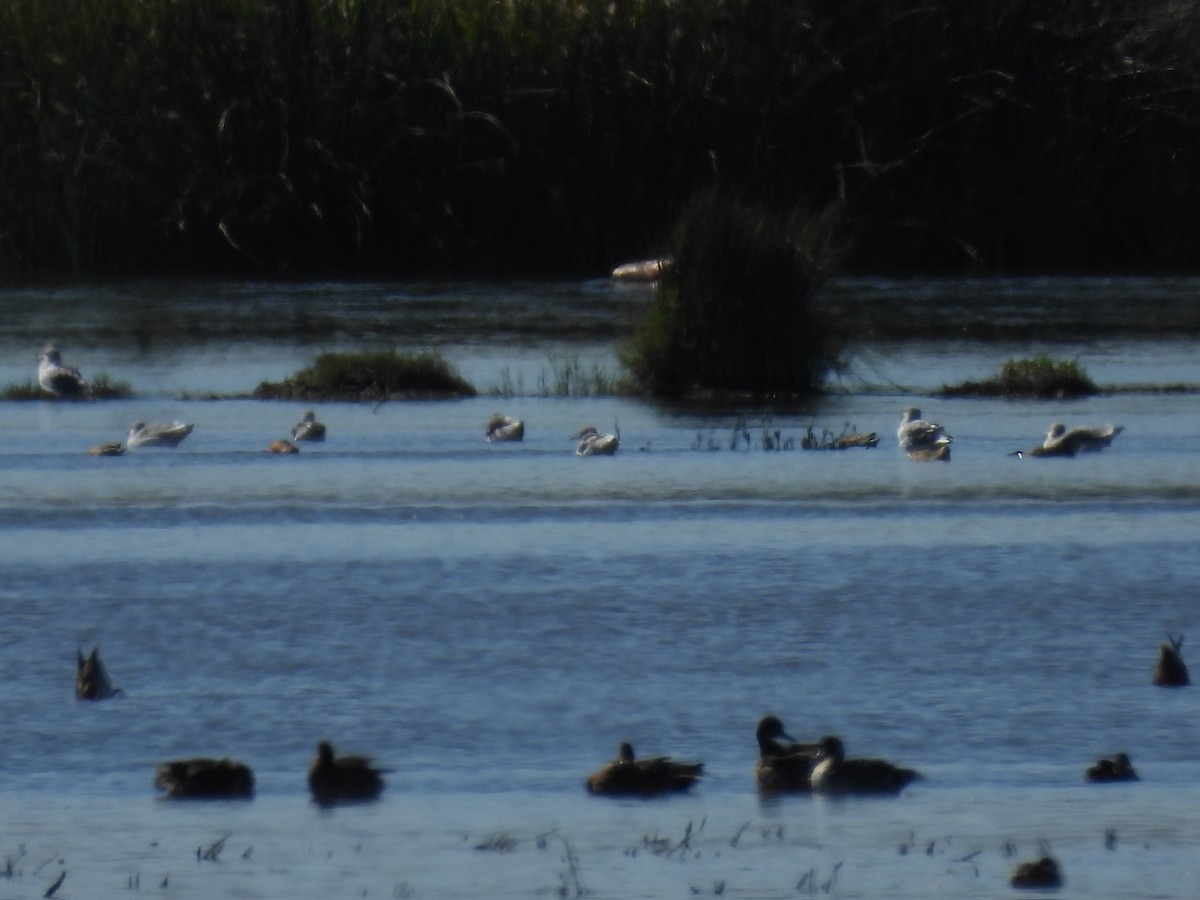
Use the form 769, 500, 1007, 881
817, 735, 846, 763
618, 742, 635, 762
316, 741, 336, 765
1045, 422, 1066, 440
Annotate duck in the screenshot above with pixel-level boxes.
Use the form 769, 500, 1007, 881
37, 345, 88, 399
808, 735, 921, 795
897, 407, 952, 454
1153, 634, 1189, 686
611, 257, 670, 283
127, 421, 194, 448
154, 758, 255, 799
754, 715, 822, 792
268, 439, 300, 454
1043, 422, 1123, 454
308, 740, 385, 805
1010, 856, 1063, 890
906, 444, 951, 462
485, 413, 525, 443
75, 647, 120, 700
585, 741, 703, 796
575, 425, 619, 456
1086, 752, 1139, 783
291, 411, 326, 442
87, 442, 125, 456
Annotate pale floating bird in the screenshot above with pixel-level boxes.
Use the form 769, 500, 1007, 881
1042, 422, 1123, 455
268, 439, 300, 454
307, 740, 385, 806
37, 345, 89, 399
611, 257, 671, 283
485, 413, 525, 443
87, 442, 125, 457
808, 735, 921, 796
897, 407, 952, 453
291, 411, 326, 441
76, 647, 120, 700
585, 741, 703, 796
754, 715, 822, 793
127, 421, 194, 448
154, 758, 255, 799
575, 424, 619, 456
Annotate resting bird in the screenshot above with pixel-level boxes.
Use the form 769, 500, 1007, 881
291, 411, 326, 442
76, 647, 120, 700
1010, 856, 1063, 890
87, 443, 125, 456
38, 345, 88, 399
154, 758, 255, 798
585, 741, 703, 796
1153, 635, 1189, 686
485, 413, 525, 443
268, 439, 300, 454
754, 715, 822, 793
575, 425, 619, 456
308, 740, 385, 805
1086, 753, 1139, 783
1042, 422, 1123, 454
897, 407, 952, 455
808, 735, 921, 795
127, 421, 194, 448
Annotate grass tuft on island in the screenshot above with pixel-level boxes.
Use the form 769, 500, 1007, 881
938, 356, 1097, 399
253, 349, 476, 401
1, 374, 133, 401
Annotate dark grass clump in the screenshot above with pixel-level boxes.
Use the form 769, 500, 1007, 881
254, 350, 475, 401
1, 375, 133, 401
621, 187, 843, 399
939, 356, 1097, 399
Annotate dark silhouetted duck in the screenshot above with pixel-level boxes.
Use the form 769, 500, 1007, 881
308, 740, 385, 805
1153, 634, 1190, 686
1010, 855, 1063, 890
38, 345, 88, 399
575, 425, 619, 456
485, 413, 525, 443
754, 715, 822, 792
154, 758, 255, 798
291, 411, 326, 442
585, 741, 703, 796
1086, 752, 1139, 783
808, 735, 921, 795
76, 647, 120, 700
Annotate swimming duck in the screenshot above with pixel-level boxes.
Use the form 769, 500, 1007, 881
485, 413, 525, 443
585, 741, 704, 796
754, 715, 822, 792
75, 647, 120, 700
291, 411, 326, 442
38, 345, 88, 399
808, 735, 921, 795
1043, 422, 1123, 454
1153, 634, 1189, 686
127, 421, 194, 448
1010, 856, 1063, 890
906, 444, 951, 462
308, 740, 385, 805
268, 439, 300, 454
575, 425, 619, 456
154, 757, 255, 799
87, 442, 125, 456
1086, 752, 1139, 783
897, 407, 952, 454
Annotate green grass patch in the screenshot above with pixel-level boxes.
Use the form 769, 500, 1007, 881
938, 356, 1098, 399
253, 349, 475, 401
621, 186, 843, 399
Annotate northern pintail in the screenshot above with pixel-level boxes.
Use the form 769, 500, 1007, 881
586, 741, 703, 796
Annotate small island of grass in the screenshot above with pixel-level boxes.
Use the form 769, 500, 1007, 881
938, 356, 1097, 399
2, 375, 133, 401
253, 350, 476, 401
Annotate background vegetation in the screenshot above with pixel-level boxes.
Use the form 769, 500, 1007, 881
2, 0, 1198, 278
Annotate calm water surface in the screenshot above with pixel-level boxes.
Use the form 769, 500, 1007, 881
1, 278, 1199, 898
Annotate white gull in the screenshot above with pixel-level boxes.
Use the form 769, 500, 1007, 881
37, 345, 88, 398
127, 420, 194, 448
897, 407, 953, 453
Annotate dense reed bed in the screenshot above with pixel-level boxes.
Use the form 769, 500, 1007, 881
2, 0, 1198, 278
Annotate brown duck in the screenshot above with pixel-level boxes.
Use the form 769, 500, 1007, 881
308, 740, 386, 805
754, 715, 822, 793
154, 758, 255, 798
585, 742, 703, 796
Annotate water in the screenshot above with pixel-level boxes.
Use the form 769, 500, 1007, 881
2, 278, 1200, 898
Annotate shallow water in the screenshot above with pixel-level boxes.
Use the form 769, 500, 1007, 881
2, 278, 1200, 898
